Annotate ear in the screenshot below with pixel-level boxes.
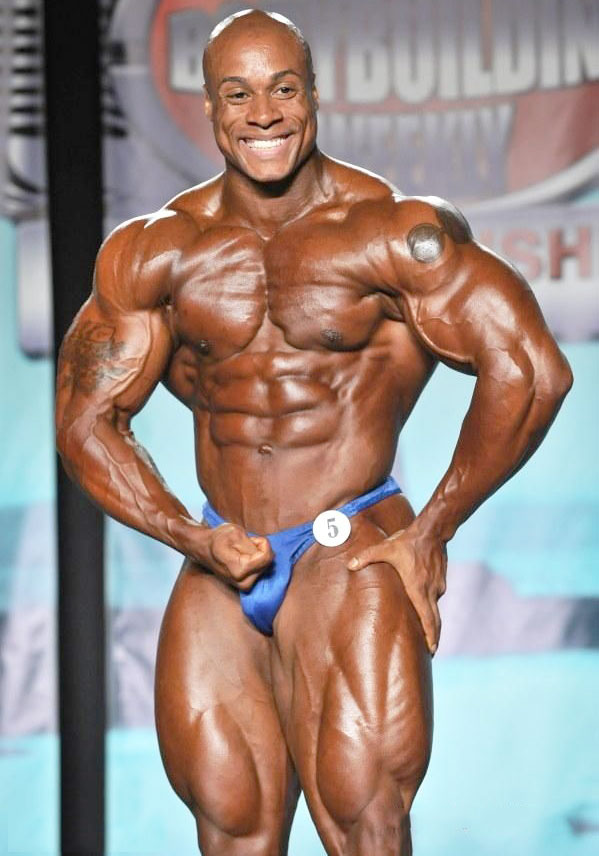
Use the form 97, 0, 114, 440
203, 87, 214, 121
311, 83, 319, 112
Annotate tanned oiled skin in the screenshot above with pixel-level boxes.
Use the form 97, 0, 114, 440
56, 11, 573, 856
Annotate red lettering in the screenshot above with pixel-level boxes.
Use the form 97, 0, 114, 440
502, 229, 542, 281
548, 227, 591, 280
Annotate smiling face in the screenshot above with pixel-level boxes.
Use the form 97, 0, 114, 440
203, 14, 319, 184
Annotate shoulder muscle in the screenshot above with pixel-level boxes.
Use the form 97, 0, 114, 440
386, 196, 550, 370
387, 195, 472, 276
94, 208, 197, 314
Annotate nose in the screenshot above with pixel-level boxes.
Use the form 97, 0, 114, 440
245, 93, 283, 128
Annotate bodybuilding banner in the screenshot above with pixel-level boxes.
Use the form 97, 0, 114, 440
109, 0, 598, 209
3, 0, 598, 354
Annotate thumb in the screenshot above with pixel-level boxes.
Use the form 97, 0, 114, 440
250, 535, 273, 557
348, 545, 382, 571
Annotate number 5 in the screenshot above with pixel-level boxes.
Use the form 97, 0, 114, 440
327, 517, 338, 539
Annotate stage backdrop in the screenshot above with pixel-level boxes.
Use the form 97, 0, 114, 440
1, 1, 598, 854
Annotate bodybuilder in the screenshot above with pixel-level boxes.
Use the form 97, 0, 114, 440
56, 10, 573, 856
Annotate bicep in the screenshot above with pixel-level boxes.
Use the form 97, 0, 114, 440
56, 294, 172, 431
400, 240, 554, 377
56, 216, 176, 430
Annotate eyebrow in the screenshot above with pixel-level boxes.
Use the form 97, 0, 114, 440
218, 69, 302, 89
272, 69, 302, 81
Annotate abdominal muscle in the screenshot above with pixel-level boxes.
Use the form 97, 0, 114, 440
191, 356, 405, 533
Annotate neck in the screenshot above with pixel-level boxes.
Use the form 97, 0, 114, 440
221, 148, 329, 234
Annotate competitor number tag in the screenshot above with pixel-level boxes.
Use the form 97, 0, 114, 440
312, 509, 351, 547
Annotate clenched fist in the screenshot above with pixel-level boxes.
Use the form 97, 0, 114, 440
176, 518, 274, 591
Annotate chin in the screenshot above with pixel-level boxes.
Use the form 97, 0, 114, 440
228, 154, 294, 185
250, 163, 296, 184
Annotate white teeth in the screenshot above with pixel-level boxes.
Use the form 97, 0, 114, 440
244, 136, 287, 149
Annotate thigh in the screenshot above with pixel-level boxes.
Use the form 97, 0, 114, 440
271, 495, 433, 852
156, 560, 298, 855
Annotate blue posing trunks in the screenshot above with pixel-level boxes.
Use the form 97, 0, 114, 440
202, 476, 402, 635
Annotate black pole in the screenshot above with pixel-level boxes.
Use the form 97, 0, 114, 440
44, 2, 105, 853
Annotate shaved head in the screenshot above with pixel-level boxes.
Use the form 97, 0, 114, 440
202, 9, 314, 95
201, 8, 319, 184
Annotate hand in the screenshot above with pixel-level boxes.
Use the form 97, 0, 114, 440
207, 523, 274, 590
178, 519, 274, 591
347, 525, 447, 655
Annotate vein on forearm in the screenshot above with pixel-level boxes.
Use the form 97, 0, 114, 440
57, 314, 191, 549
420, 347, 566, 541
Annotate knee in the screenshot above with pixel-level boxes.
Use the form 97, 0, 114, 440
197, 822, 279, 856
347, 783, 412, 856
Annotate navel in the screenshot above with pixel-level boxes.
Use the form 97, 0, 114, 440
321, 328, 344, 346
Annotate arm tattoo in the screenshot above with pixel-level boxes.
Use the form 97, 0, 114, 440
58, 320, 129, 394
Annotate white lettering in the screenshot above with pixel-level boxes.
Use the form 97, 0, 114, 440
346, 16, 390, 103
438, 0, 461, 99
539, 0, 561, 89
563, 0, 599, 85
493, 0, 536, 94
169, 11, 205, 92
311, 44, 335, 102
321, 104, 511, 199
461, 0, 493, 97
308, 3, 336, 102
476, 104, 514, 187
164, 0, 599, 105
392, 0, 436, 104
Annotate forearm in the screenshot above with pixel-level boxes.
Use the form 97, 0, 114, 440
413, 350, 572, 543
57, 406, 208, 556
